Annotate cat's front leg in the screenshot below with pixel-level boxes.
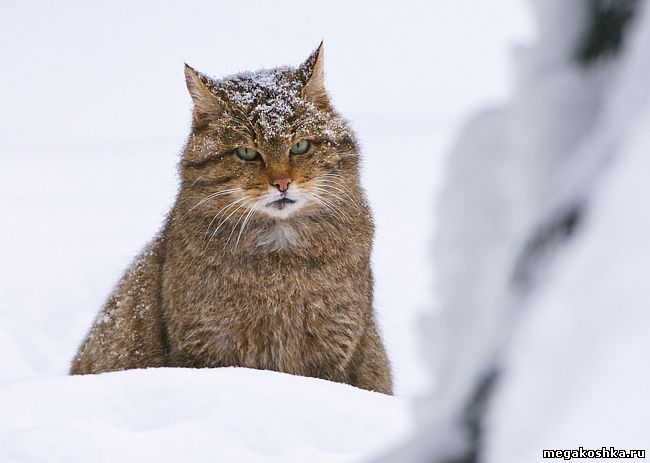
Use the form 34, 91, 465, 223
347, 323, 393, 395
298, 307, 364, 384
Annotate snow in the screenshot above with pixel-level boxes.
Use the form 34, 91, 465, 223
484, 1, 650, 459
0, 325, 34, 385
211, 66, 306, 140
402, 1, 615, 456
0, 1, 532, 461
0, 368, 410, 463
191, 60, 351, 150
485, 103, 650, 456
380, 0, 650, 461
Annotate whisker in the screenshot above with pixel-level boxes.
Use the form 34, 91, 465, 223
186, 188, 242, 216
226, 201, 253, 245
315, 177, 355, 190
303, 192, 350, 224
313, 177, 358, 203
308, 186, 359, 215
315, 174, 356, 189
235, 201, 262, 248
315, 192, 354, 219
309, 186, 353, 206
317, 175, 356, 192
311, 198, 348, 224
203, 196, 247, 238
204, 200, 249, 251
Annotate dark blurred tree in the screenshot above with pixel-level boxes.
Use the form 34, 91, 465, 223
575, 0, 639, 65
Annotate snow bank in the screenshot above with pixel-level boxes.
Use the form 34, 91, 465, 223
376, 0, 650, 461
485, 1, 650, 457
485, 99, 650, 460
0, 368, 410, 463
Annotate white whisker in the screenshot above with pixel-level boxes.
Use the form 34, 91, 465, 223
303, 191, 350, 224
235, 200, 263, 248
309, 186, 353, 206
313, 176, 358, 203
186, 188, 242, 215
203, 196, 247, 238
204, 199, 250, 252
226, 201, 253, 245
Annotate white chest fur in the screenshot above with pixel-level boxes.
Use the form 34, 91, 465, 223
256, 223, 299, 251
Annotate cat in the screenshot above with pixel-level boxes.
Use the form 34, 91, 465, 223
69, 44, 393, 395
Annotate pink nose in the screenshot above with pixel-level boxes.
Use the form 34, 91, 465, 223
272, 177, 292, 192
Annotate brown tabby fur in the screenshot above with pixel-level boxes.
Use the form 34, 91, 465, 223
70, 44, 393, 394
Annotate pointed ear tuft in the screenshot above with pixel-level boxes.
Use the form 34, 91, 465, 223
184, 64, 224, 125
299, 42, 331, 111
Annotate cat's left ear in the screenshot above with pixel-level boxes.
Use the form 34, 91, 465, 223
184, 64, 225, 126
298, 42, 331, 111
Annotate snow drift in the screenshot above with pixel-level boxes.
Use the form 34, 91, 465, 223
378, 0, 650, 461
0, 368, 410, 463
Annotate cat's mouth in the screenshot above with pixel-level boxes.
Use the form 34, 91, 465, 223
259, 190, 308, 219
267, 197, 297, 210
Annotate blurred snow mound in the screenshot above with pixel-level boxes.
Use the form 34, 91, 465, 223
377, 0, 650, 461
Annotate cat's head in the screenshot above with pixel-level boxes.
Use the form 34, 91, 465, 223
179, 44, 360, 224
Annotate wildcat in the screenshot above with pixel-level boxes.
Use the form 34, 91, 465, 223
70, 44, 393, 395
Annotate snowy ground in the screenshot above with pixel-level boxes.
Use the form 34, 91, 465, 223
0, 1, 532, 461
0, 368, 410, 462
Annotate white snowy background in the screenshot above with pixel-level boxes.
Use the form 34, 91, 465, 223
5, 1, 649, 462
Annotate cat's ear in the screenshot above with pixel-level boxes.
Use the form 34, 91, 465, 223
298, 42, 331, 111
184, 64, 224, 125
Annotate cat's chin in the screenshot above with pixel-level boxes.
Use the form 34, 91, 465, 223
261, 201, 303, 220
258, 191, 308, 220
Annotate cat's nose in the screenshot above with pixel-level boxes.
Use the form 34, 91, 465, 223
272, 177, 292, 192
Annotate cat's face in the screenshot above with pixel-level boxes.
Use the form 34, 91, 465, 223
180, 45, 360, 227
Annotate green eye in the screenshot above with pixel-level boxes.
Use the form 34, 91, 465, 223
290, 140, 310, 155
235, 147, 260, 161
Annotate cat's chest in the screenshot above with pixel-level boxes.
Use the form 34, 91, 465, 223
204, 293, 360, 374
183, 269, 362, 371
165, 248, 366, 371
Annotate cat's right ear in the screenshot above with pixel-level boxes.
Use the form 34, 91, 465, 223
298, 42, 332, 111
184, 64, 224, 126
